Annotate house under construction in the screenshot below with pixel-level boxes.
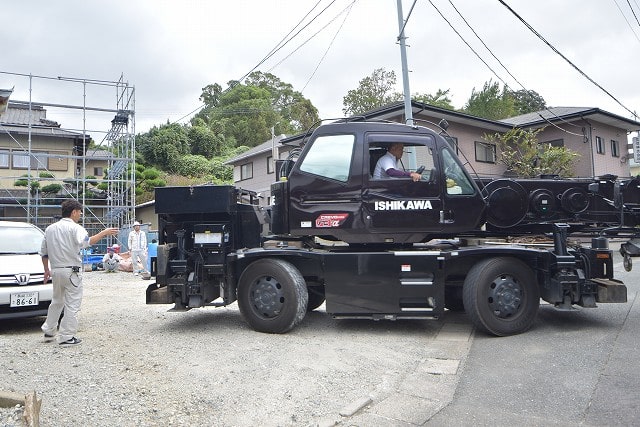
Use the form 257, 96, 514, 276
0, 72, 136, 251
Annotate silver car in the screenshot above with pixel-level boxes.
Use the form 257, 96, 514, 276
0, 221, 51, 320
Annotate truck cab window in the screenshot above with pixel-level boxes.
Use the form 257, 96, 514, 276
299, 134, 354, 182
369, 143, 435, 180
442, 148, 474, 195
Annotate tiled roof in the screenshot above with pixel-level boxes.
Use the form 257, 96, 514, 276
499, 107, 597, 126
0, 101, 88, 139
86, 148, 115, 159
0, 101, 54, 126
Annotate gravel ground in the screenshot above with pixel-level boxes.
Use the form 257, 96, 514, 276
0, 270, 463, 426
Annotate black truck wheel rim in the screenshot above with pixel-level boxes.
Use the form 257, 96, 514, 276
487, 274, 522, 318
249, 276, 285, 318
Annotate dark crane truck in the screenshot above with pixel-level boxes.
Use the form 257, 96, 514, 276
146, 121, 636, 336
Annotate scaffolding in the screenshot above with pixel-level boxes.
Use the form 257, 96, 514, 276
0, 71, 136, 248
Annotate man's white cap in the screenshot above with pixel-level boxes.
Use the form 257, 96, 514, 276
133, 221, 140, 226
112, 244, 119, 248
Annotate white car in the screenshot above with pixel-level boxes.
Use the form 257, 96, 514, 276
0, 221, 51, 320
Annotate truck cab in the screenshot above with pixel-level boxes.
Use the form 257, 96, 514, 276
271, 121, 486, 244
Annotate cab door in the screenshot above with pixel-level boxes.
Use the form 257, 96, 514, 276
362, 133, 443, 240
287, 133, 366, 241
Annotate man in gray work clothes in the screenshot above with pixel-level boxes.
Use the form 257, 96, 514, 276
40, 199, 118, 345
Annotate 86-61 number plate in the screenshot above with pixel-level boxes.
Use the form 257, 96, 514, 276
10, 292, 39, 307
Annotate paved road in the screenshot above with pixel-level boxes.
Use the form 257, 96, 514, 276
428, 243, 640, 426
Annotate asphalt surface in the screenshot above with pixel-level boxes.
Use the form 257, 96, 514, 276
428, 243, 640, 427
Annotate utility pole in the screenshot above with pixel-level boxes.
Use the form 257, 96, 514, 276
396, 0, 413, 126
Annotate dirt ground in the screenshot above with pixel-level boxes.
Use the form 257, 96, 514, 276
0, 270, 467, 426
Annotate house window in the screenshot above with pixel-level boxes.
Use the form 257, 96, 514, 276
611, 140, 620, 157
94, 167, 104, 176
11, 151, 30, 169
596, 136, 605, 154
474, 141, 496, 163
444, 136, 458, 154
0, 150, 9, 169
240, 162, 253, 180
267, 156, 274, 174
48, 151, 68, 171
11, 151, 47, 170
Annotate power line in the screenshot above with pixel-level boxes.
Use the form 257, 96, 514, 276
301, 2, 357, 92
613, 0, 640, 43
626, 0, 640, 27
426, 0, 510, 90
269, 1, 355, 75
172, 1, 343, 126
445, 0, 584, 135
498, 0, 636, 118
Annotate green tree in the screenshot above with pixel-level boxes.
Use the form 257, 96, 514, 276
188, 121, 224, 158
136, 122, 190, 172
244, 71, 319, 132
14, 175, 40, 196
462, 80, 517, 120
485, 127, 579, 177
342, 68, 402, 115
414, 89, 455, 110
507, 89, 547, 115
176, 154, 212, 177
209, 158, 233, 183
199, 83, 223, 108
194, 72, 320, 147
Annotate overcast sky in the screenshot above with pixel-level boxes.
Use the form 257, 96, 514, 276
2, 0, 640, 142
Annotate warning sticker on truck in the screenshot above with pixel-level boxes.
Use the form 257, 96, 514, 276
315, 213, 349, 228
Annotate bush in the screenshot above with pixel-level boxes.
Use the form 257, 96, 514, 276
41, 183, 63, 195
175, 155, 211, 177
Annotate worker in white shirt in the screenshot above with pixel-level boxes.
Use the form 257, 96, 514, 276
102, 248, 122, 272
127, 221, 148, 276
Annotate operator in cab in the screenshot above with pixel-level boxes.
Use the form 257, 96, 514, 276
373, 143, 422, 182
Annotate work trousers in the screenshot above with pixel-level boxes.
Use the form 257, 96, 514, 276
104, 260, 119, 272
41, 267, 83, 343
131, 250, 148, 273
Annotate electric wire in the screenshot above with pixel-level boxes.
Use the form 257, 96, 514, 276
613, 0, 640, 43
269, 1, 355, 77
626, 0, 640, 26
426, 0, 510, 91
240, 0, 339, 84
300, 3, 353, 93
498, 0, 637, 118
445, 0, 584, 136
173, 1, 342, 125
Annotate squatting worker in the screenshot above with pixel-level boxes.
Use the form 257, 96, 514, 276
102, 248, 122, 272
40, 199, 118, 346
128, 221, 147, 276
373, 142, 422, 182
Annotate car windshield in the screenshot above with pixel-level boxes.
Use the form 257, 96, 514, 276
0, 225, 44, 254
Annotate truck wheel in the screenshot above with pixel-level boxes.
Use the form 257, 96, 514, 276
238, 259, 308, 333
463, 257, 539, 336
307, 286, 326, 312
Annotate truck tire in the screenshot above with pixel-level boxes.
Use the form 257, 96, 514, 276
463, 257, 539, 336
238, 259, 308, 334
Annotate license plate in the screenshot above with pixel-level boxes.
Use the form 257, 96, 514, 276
10, 292, 39, 307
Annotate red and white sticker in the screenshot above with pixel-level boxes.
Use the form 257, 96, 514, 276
315, 213, 349, 228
